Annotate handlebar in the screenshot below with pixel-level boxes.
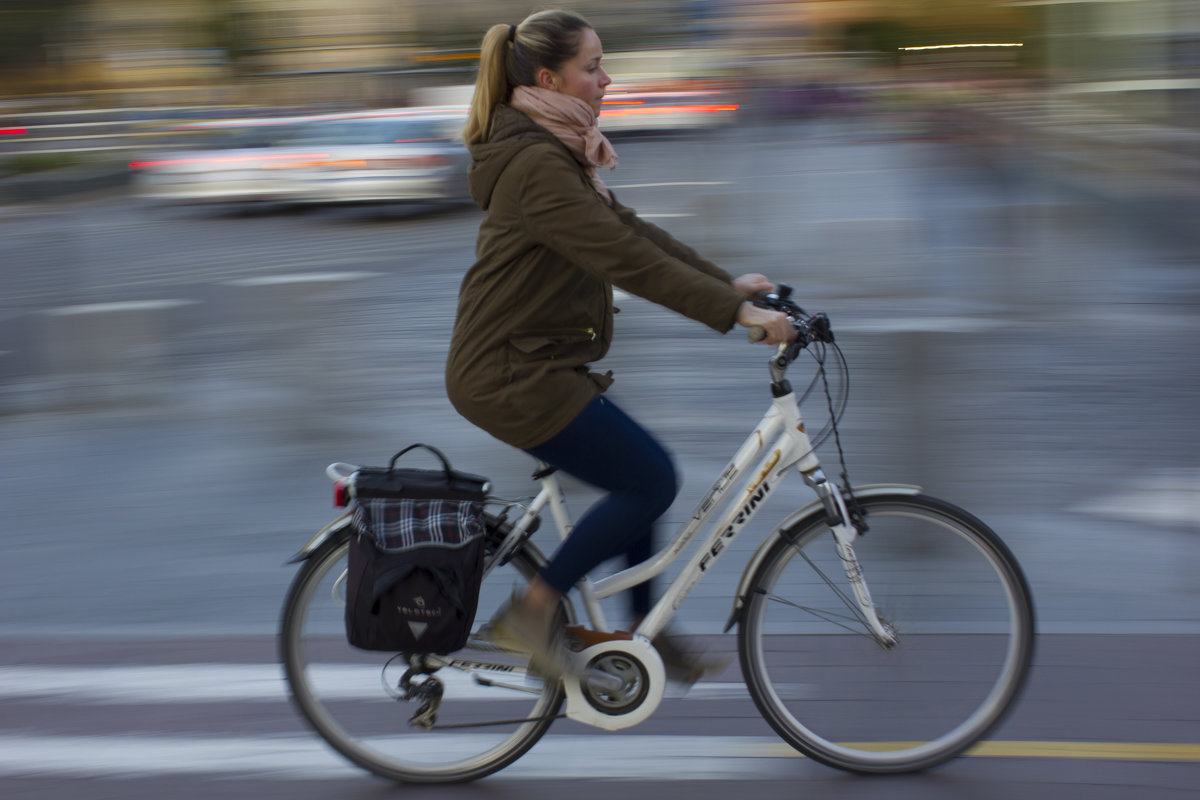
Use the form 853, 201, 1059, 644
746, 283, 833, 350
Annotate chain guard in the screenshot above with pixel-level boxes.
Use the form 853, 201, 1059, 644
563, 638, 665, 730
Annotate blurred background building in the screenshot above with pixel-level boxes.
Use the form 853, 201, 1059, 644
1, 0, 1197, 215
1, 1, 1196, 117
1026, 0, 1200, 124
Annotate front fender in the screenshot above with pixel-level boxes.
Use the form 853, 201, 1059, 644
723, 484, 921, 632
285, 511, 354, 564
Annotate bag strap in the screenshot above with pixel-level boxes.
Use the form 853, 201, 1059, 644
389, 443, 454, 477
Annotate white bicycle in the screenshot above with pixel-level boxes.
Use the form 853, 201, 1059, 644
279, 286, 1035, 782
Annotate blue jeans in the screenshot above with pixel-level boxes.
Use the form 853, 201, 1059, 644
524, 395, 678, 618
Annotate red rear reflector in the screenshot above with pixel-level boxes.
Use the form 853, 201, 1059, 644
0, 128, 27, 135
334, 480, 352, 507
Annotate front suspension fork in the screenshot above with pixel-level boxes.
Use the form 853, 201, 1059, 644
803, 469, 898, 648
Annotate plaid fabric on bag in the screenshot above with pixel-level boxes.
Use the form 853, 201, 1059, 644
353, 498, 485, 551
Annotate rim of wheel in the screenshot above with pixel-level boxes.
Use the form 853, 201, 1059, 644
742, 498, 1033, 771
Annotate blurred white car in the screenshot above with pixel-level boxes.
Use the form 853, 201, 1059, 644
130, 108, 469, 207
130, 115, 315, 204
284, 109, 469, 205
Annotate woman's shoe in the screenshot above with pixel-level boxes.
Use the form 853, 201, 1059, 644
651, 632, 731, 687
485, 592, 570, 680
629, 615, 729, 686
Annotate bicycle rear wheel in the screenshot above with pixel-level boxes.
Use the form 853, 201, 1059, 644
738, 494, 1034, 773
279, 517, 566, 783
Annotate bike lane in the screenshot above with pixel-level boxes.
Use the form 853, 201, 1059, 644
0, 634, 1196, 799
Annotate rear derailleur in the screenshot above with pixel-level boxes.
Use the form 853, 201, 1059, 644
385, 655, 444, 730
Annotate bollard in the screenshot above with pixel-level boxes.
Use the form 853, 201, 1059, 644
218, 272, 381, 434
35, 299, 198, 408
835, 316, 1011, 533
686, 193, 737, 260
804, 217, 923, 298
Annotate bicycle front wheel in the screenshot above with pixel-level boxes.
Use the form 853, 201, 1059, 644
738, 494, 1034, 773
279, 519, 566, 783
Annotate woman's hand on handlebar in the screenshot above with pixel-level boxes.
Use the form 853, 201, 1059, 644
737, 301, 795, 346
731, 273, 774, 298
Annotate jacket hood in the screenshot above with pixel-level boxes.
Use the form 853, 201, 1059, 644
468, 106, 560, 210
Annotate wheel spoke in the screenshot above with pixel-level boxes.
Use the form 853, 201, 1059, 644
758, 590, 874, 637
794, 541, 875, 630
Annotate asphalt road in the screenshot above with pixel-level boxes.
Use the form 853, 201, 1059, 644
1, 118, 1198, 797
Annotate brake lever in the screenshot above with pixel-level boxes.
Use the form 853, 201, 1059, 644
809, 313, 834, 343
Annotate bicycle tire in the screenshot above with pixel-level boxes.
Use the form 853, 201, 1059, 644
737, 494, 1034, 773
279, 515, 567, 783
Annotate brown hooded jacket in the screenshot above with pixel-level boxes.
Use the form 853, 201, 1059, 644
445, 105, 744, 449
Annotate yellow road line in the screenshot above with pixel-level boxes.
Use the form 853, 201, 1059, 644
969, 741, 1200, 761
755, 741, 1200, 762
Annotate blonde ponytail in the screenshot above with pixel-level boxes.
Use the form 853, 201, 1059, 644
463, 11, 593, 146
463, 24, 513, 145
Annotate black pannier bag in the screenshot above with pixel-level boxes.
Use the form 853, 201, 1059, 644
344, 444, 491, 654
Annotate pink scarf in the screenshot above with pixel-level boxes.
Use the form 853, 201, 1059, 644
510, 85, 618, 204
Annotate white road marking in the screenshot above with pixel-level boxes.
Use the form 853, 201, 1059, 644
224, 272, 382, 286
835, 316, 1013, 334
0, 733, 797, 780
39, 299, 198, 315
1071, 468, 1200, 527
608, 182, 730, 189
0, 664, 759, 704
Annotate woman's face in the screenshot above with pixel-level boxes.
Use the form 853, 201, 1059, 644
542, 27, 611, 115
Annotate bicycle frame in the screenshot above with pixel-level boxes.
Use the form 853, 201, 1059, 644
494, 349, 896, 646
283, 297, 1034, 773
293, 350, 897, 649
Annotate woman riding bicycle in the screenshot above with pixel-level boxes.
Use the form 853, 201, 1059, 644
444, 9, 794, 676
